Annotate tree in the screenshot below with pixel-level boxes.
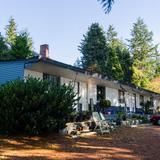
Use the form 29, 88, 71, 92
129, 18, 158, 87
105, 25, 125, 80
146, 76, 160, 93
105, 47, 124, 80
0, 33, 9, 60
10, 31, 33, 59
154, 47, 160, 76
5, 17, 17, 46
78, 23, 107, 73
116, 42, 132, 82
98, 0, 114, 13
78, 24, 131, 81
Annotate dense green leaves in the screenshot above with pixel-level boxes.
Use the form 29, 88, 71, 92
78, 23, 107, 73
0, 34, 10, 60
0, 17, 33, 60
129, 18, 158, 87
78, 23, 131, 82
78, 18, 160, 92
5, 17, 17, 46
0, 77, 77, 135
99, 99, 111, 112
105, 25, 125, 81
10, 31, 33, 59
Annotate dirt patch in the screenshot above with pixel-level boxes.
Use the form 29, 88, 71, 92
0, 125, 160, 160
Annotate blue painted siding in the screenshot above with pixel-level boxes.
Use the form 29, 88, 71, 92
0, 61, 25, 84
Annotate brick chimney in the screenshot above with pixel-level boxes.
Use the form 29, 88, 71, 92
40, 44, 49, 58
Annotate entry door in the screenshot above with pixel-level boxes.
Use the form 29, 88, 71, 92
97, 86, 105, 101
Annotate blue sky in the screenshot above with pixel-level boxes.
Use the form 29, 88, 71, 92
0, 0, 160, 64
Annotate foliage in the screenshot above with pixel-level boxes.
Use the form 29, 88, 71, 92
145, 76, 160, 93
98, 0, 114, 13
115, 42, 132, 82
105, 25, 130, 81
131, 114, 143, 120
99, 99, 111, 112
5, 17, 17, 46
117, 111, 126, 121
0, 17, 34, 60
104, 47, 123, 80
10, 31, 33, 59
131, 114, 149, 123
142, 100, 153, 114
129, 18, 158, 87
0, 34, 10, 60
78, 23, 107, 73
77, 19, 160, 93
78, 24, 131, 81
70, 111, 92, 122
0, 77, 77, 135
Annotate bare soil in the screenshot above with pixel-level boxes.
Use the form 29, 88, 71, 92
0, 125, 160, 160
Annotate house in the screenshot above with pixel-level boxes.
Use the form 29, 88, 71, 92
0, 44, 160, 112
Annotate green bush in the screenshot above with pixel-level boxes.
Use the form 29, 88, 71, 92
143, 100, 153, 114
117, 111, 126, 121
0, 77, 77, 135
131, 114, 149, 123
69, 111, 92, 122
99, 99, 111, 112
132, 114, 142, 120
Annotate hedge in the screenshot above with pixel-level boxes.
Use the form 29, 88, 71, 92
0, 77, 77, 135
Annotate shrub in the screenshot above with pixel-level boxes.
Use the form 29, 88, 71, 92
70, 111, 92, 122
99, 99, 111, 112
0, 77, 77, 135
143, 100, 153, 114
117, 111, 126, 121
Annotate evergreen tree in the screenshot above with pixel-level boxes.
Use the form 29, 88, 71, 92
154, 47, 160, 76
0, 33, 8, 54
105, 47, 124, 80
105, 25, 128, 81
0, 33, 9, 60
78, 23, 107, 73
129, 18, 157, 87
10, 31, 33, 59
116, 44, 132, 82
106, 25, 117, 44
5, 17, 17, 46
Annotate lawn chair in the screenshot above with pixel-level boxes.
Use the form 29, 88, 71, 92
99, 112, 117, 131
92, 112, 110, 134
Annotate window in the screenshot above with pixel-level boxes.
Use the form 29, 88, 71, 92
118, 90, 125, 103
97, 86, 105, 101
139, 95, 144, 105
43, 73, 60, 85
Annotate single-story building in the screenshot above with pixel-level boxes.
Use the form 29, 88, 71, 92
0, 44, 160, 112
